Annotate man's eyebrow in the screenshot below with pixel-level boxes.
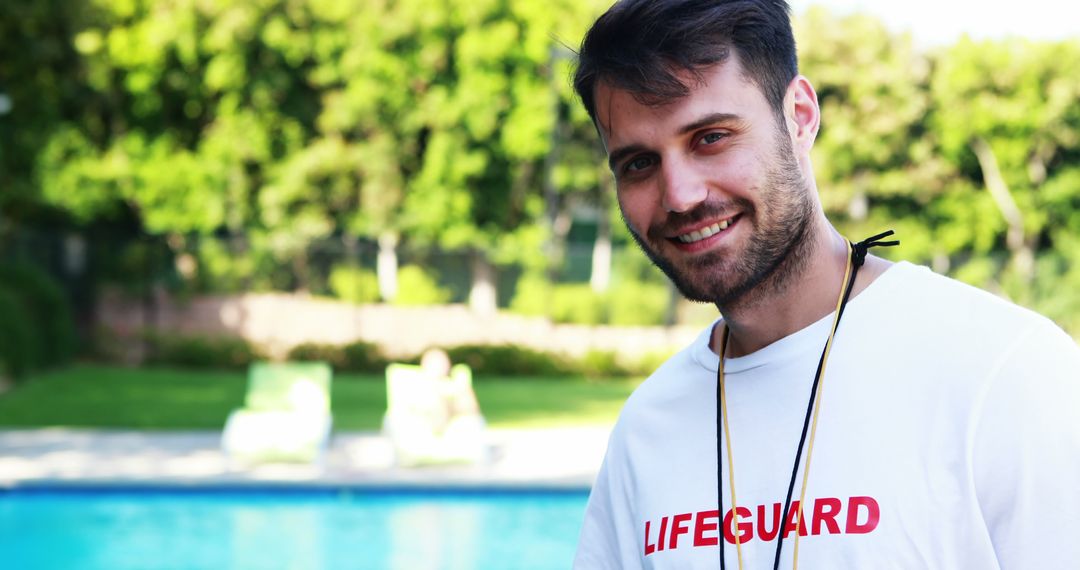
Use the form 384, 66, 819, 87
677, 112, 742, 135
606, 112, 743, 172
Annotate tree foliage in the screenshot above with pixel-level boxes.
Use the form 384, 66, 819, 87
7, 0, 606, 289
1, 2, 1079, 334
930, 38, 1080, 328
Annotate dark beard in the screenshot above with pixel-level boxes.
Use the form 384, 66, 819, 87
624, 132, 817, 308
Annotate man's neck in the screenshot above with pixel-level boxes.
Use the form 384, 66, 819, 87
711, 225, 889, 358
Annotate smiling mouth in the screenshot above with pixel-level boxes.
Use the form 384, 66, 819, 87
675, 216, 737, 244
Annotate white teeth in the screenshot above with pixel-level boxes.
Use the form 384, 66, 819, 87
677, 219, 733, 243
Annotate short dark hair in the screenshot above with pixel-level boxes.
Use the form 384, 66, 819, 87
573, 0, 798, 123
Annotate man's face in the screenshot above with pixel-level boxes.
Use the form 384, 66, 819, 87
593, 58, 816, 306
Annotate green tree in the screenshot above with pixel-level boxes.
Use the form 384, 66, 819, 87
0, 0, 93, 217
931, 38, 1080, 330
385, 0, 604, 312
33, 0, 320, 290
796, 7, 951, 263
25, 0, 611, 311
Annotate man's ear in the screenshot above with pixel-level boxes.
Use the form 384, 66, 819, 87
786, 75, 820, 152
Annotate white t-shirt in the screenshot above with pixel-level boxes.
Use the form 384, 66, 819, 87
575, 262, 1080, 569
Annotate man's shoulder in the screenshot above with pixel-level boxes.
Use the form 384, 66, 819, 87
880, 262, 1055, 328
637, 321, 714, 384
872, 262, 1076, 359
613, 324, 715, 428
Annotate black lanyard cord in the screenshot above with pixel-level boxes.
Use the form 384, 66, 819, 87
717, 231, 898, 570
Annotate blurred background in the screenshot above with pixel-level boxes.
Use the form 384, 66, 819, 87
1, 0, 1078, 567
0, 0, 1078, 436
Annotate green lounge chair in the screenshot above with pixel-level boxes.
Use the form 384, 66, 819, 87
382, 362, 488, 466
222, 361, 333, 464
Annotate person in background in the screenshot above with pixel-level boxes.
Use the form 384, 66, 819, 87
419, 348, 482, 422
382, 348, 487, 465
569, 1, 1080, 568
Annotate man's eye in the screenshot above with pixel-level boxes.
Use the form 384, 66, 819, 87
701, 132, 728, 145
626, 156, 654, 172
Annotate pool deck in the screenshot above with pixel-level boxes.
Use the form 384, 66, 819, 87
0, 426, 611, 490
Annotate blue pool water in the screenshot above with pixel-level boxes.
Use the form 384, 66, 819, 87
0, 486, 588, 570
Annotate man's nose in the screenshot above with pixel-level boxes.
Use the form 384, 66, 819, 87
660, 159, 708, 213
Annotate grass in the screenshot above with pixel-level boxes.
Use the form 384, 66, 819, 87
0, 364, 643, 431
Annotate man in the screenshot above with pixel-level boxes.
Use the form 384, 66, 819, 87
570, 1, 1080, 568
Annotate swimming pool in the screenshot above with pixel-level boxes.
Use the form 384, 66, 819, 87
0, 485, 588, 569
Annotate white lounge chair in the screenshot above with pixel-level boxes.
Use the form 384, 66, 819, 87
222, 361, 333, 464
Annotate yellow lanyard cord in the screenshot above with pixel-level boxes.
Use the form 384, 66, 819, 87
792, 243, 853, 568
717, 242, 856, 570
717, 325, 744, 568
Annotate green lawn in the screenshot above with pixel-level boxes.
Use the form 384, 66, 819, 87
0, 364, 643, 431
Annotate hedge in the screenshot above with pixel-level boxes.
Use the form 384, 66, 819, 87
143, 332, 262, 370
286, 341, 388, 373
0, 263, 78, 379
